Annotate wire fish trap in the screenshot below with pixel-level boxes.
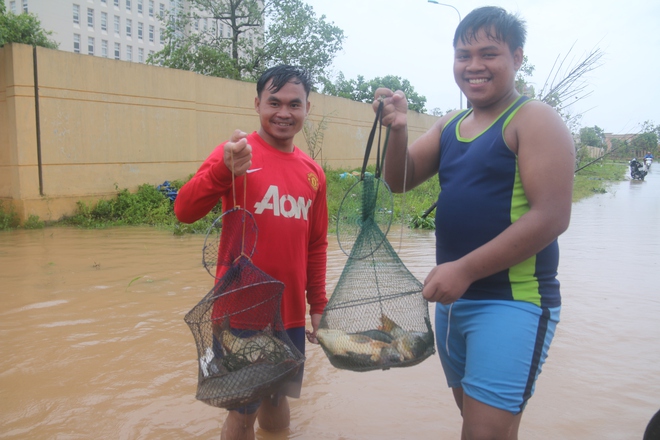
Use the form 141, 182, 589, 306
185, 207, 305, 409
317, 101, 435, 372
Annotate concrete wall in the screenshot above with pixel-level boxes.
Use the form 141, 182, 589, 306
0, 43, 438, 223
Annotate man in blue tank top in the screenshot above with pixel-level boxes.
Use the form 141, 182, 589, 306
374, 6, 575, 439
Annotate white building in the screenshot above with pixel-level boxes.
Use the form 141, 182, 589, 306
3, 0, 262, 65
3, 0, 171, 62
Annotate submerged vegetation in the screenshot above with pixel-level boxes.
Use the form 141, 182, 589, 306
572, 160, 628, 201
0, 159, 628, 232
0, 201, 20, 230
59, 182, 222, 235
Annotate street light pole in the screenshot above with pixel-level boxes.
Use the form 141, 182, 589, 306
427, 0, 463, 110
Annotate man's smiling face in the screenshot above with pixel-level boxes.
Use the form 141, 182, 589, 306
255, 79, 310, 152
453, 28, 522, 108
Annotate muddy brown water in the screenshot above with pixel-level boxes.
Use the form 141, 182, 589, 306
1, 171, 659, 439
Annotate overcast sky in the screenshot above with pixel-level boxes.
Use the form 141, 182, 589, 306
303, 0, 659, 135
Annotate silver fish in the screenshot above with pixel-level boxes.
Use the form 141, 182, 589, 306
317, 328, 402, 364
379, 314, 431, 361
213, 319, 293, 368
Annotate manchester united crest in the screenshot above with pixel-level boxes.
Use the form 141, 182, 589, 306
307, 173, 319, 191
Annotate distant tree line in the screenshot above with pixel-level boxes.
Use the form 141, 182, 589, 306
2, 0, 656, 143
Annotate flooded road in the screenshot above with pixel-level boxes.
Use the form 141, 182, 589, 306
1, 169, 659, 439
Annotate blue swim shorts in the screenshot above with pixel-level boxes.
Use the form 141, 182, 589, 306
214, 326, 306, 415
435, 299, 560, 414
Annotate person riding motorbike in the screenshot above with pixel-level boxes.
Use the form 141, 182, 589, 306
644, 152, 653, 170
630, 158, 647, 180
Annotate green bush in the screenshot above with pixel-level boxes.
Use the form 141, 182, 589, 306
2, 160, 625, 234
0, 201, 20, 230
23, 214, 45, 229
59, 181, 221, 233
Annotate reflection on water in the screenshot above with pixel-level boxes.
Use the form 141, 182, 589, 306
1, 172, 659, 439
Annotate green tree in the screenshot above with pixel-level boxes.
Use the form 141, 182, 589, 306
322, 74, 428, 113
150, 0, 344, 84
150, 0, 261, 79
261, 0, 344, 85
320, 72, 370, 101
610, 138, 630, 159
579, 126, 606, 148
0, 2, 58, 49
630, 121, 659, 157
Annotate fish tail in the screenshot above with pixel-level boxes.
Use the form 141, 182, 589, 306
212, 315, 231, 342
379, 314, 397, 332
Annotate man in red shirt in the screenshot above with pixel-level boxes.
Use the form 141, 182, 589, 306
174, 65, 328, 440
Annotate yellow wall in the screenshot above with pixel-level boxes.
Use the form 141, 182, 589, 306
0, 43, 438, 223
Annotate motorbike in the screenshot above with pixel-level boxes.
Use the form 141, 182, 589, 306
645, 157, 653, 171
630, 158, 648, 180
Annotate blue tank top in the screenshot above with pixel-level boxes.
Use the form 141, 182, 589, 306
435, 96, 560, 308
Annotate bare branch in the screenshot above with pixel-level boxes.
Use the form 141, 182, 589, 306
537, 43, 604, 118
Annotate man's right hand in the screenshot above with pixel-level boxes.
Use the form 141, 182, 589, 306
373, 88, 408, 130
223, 129, 252, 176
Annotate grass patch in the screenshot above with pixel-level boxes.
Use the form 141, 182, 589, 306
58, 180, 222, 235
325, 166, 440, 232
0, 159, 627, 233
572, 160, 627, 202
0, 201, 20, 230
23, 215, 45, 229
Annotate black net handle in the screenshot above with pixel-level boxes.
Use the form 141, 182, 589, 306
361, 99, 390, 180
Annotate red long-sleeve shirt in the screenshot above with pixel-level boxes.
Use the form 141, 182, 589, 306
175, 132, 328, 328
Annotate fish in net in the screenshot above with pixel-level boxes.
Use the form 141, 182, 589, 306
317, 100, 435, 372
184, 207, 305, 409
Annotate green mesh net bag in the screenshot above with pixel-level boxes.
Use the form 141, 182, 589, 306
317, 101, 435, 372
184, 207, 305, 409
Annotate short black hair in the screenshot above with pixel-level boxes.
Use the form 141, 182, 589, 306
256, 65, 312, 98
454, 6, 527, 53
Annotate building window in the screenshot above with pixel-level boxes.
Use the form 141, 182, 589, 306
126, 0, 131, 11
88, 37, 95, 55
149, 0, 154, 18
101, 12, 107, 31
126, 18, 132, 37
159, 28, 164, 44
126, 45, 132, 61
114, 15, 120, 35
137, 0, 143, 14
73, 34, 81, 53
73, 4, 80, 24
138, 47, 144, 62
149, 25, 154, 43
9, 1, 16, 14
101, 0, 107, 5
114, 42, 120, 60
21, 0, 28, 13
101, 40, 108, 57
159, 3, 164, 17
114, 0, 119, 6
87, 8, 94, 28
137, 22, 143, 40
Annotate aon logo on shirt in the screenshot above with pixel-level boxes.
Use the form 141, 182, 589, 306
254, 185, 311, 220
